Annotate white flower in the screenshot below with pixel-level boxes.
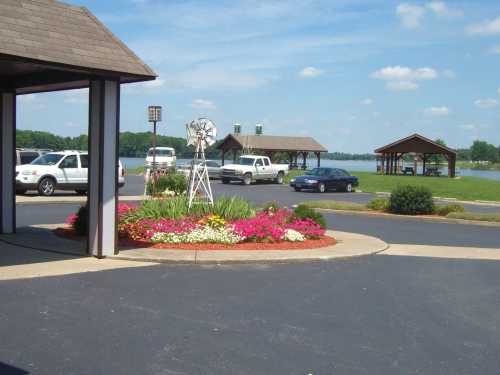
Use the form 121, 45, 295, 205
283, 229, 305, 242
151, 225, 243, 244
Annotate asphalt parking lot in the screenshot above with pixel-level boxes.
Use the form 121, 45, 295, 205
2, 255, 500, 375
6, 178, 500, 375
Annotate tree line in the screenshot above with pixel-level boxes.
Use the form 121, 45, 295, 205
16, 130, 222, 159
16, 130, 500, 163
457, 141, 500, 163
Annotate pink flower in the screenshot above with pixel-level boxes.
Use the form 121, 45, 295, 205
65, 213, 78, 225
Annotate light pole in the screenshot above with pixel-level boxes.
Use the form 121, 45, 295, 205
148, 105, 162, 196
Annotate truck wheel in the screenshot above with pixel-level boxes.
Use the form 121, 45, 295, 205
317, 182, 326, 193
38, 177, 56, 196
243, 173, 252, 185
294, 187, 301, 192
276, 172, 284, 184
222, 178, 230, 184
345, 183, 353, 193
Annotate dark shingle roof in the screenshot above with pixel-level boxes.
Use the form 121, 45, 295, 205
0, 0, 155, 79
218, 134, 328, 153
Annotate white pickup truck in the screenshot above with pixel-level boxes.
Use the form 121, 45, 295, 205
220, 155, 289, 185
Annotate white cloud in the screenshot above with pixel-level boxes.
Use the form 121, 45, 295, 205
371, 66, 438, 81
360, 98, 374, 105
142, 79, 165, 88
386, 81, 419, 91
460, 124, 477, 130
489, 45, 500, 54
191, 99, 216, 110
18, 94, 38, 103
372, 66, 437, 91
396, 3, 425, 29
299, 66, 324, 78
466, 16, 500, 35
474, 98, 499, 109
426, 2, 463, 18
64, 88, 88, 104
17, 94, 45, 110
396, 2, 462, 29
442, 69, 456, 79
122, 78, 166, 95
460, 123, 490, 130
170, 66, 273, 90
424, 106, 450, 116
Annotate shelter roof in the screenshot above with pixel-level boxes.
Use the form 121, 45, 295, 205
375, 133, 457, 155
0, 0, 156, 93
217, 134, 328, 153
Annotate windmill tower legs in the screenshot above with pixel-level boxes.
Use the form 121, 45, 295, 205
187, 140, 214, 209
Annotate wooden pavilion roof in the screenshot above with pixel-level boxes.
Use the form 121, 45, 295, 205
375, 133, 457, 155
217, 134, 328, 153
0, 0, 156, 94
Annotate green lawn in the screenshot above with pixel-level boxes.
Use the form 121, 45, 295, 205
352, 171, 500, 202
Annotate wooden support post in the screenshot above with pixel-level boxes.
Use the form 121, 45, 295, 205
448, 154, 456, 178
88, 80, 120, 257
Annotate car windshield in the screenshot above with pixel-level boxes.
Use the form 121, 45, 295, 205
148, 149, 173, 157
307, 168, 331, 177
31, 154, 64, 166
238, 157, 255, 166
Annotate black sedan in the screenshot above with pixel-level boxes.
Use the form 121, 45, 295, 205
290, 167, 359, 193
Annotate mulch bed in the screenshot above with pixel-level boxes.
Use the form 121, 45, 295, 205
55, 227, 336, 251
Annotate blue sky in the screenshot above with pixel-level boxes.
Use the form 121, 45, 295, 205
17, 0, 500, 153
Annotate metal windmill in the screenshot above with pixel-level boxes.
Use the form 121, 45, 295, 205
186, 118, 217, 209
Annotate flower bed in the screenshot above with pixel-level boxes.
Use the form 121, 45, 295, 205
62, 199, 334, 250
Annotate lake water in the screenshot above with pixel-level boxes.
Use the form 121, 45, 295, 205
121, 157, 500, 181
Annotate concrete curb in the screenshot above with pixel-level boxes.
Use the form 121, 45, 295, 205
108, 230, 389, 264
314, 208, 500, 228
381, 244, 500, 261
16, 195, 146, 205
2, 226, 388, 265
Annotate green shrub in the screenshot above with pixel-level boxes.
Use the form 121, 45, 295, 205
146, 172, 187, 196
127, 197, 189, 221
73, 205, 88, 235
293, 204, 327, 228
125, 196, 256, 222
389, 185, 435, 215
367, 198, 390, 212
213, 196, 256, 221
435, 204, 466, 216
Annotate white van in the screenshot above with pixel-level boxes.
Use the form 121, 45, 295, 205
145, 147, 176, 170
